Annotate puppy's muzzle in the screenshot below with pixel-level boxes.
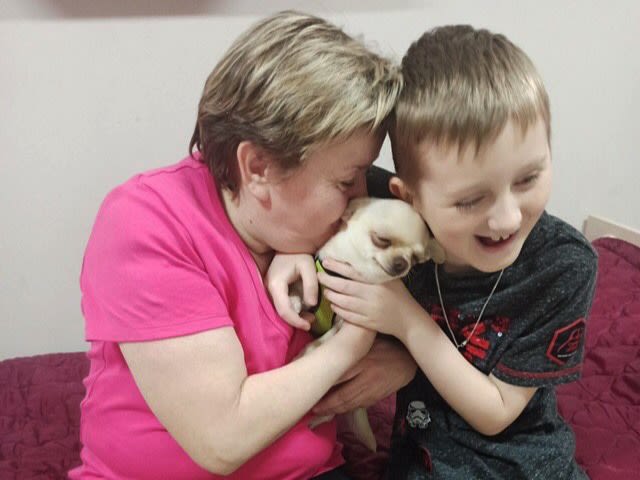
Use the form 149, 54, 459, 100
390, 257, 409, 276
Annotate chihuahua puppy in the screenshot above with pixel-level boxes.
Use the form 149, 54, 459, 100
293, 197, 444, 452
318, 197, 443, 281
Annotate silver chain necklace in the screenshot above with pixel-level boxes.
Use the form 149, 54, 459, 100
434, 264, 504, 349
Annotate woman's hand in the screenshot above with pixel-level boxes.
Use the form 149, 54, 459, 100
317, 258, 423, 341
313, 336, 417, 415
265, 253, 318, 330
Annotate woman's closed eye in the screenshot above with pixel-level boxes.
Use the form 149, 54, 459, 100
338, 178, 356, 191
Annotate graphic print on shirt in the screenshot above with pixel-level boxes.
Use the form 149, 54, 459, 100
546, 318, 585, 365
427, 303, 511, 366
406, 400, 431, 429
400, 400, 433, 473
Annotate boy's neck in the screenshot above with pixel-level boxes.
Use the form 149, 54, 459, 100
442, 262, 477, 275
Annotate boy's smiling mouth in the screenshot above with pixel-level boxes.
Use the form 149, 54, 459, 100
476, 232, 517, 248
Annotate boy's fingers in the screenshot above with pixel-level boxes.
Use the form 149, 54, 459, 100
323, 289, 360, 314
330, 305, 367, 327
317, 271, 343, 288
318, 272, 359, 297
321, 258, 361, 280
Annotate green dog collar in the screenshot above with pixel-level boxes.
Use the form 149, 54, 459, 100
311, 258, 336, 337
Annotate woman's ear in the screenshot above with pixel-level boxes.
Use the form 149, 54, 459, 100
236, 141, 271, 203
389, 176, 413, 204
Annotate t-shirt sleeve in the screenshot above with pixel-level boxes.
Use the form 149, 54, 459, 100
81, 179, 234, 342
492, 242, 598, 387
366, 165, 395, 199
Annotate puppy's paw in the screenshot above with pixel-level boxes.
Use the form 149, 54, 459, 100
309, 414, 335, 429
289, 294, 303, 314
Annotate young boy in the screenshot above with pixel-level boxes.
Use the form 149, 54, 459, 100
307, 25, 598, 478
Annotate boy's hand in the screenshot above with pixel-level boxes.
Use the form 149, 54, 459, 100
318, 258, 422, 341
266, 253, 318, 331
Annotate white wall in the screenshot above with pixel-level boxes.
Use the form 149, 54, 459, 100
1, 0, 639, 360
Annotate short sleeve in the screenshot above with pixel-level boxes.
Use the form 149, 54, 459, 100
81, 180, 234, 342
493, 242, 598, 387
366, 165, 395, 199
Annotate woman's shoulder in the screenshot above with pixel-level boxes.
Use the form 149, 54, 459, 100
86, 154, 233, 271
98, 155, 217, 224
122, 155, 211, 200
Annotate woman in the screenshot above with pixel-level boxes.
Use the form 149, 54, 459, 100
70, 11, 402, 480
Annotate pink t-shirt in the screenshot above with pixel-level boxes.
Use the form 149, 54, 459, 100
69, 156, 343, 479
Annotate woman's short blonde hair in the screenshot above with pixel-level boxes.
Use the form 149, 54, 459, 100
391, 25, 550, 181
190, 11, 402, 192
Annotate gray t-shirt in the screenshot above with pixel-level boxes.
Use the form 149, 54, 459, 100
388, 212, 598, 479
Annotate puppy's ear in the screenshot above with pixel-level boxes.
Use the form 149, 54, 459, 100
341, 198, 363, 223
427, 237, 446, 264
389, 176, 413, 204
414, 244, 430, 264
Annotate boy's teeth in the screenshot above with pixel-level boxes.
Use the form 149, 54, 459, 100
479, 234, 510, 246
490, 234, 510, 241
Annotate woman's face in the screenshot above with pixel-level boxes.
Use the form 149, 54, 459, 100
264, 128, 384, 254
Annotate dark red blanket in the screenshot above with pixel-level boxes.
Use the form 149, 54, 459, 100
0, 352, 87, 479
1, 237, 638, 479
556, 237, 640, 479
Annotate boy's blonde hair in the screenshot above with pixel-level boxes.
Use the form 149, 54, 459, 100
391, 25, 550, 181
190, 11, 402, 192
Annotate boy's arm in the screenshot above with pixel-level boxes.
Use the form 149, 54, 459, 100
399, 311, 537, 436
317, 265, 536, 435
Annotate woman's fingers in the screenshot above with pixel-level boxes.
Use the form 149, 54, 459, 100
277, 302, 312, 330
268, 279, 311, 330
298, 259, 319, 307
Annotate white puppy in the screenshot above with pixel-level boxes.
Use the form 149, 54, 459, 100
318, 197, 443, 281
293, 197, 444, 452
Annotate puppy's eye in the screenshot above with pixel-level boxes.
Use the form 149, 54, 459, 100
371, 233, 392, 249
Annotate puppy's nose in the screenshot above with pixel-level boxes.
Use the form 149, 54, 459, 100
391, 257, 409, 276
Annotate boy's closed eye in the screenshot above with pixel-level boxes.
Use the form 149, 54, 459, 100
515, 172, 540, 188
455, 196, 484, 211
455, 171, 543, 211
